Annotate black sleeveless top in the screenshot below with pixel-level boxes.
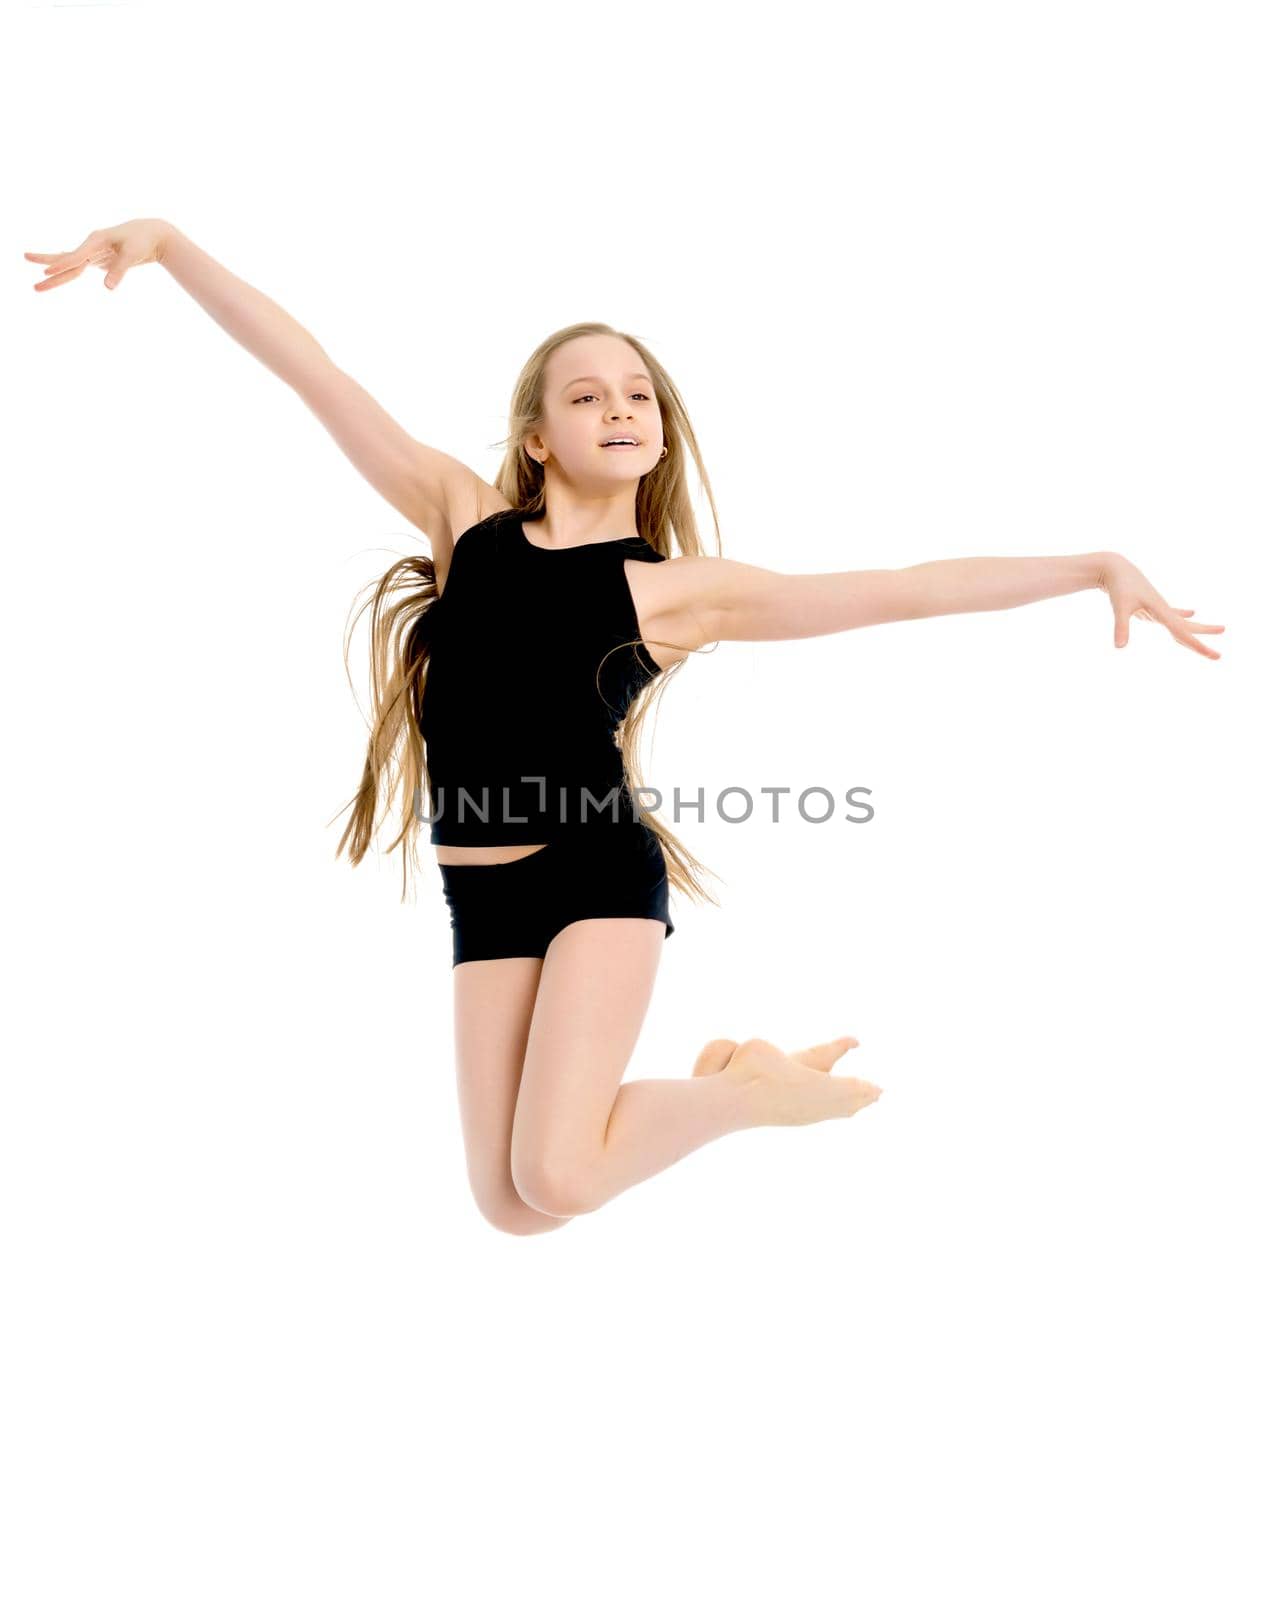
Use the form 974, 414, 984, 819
417, 507, 666, 844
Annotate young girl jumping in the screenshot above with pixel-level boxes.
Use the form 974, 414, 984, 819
26, 219, 1226, 1235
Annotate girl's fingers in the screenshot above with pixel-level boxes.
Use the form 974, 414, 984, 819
32, 261, 87, 290
1114, 607, 1130, 648
56, 247, 110, 272
1169, 624, 1220, 659
1153, 598, 1223, 659
1156, 598, 1225, 649
29, 236, 93, 267
1116, 594, 1225, 657
29, 245, 112, 290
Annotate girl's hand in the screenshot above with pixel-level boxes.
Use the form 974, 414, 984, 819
25, 218, 173, 293
1098, 554, 1226, 660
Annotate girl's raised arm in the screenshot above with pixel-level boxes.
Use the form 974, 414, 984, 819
25, 219, 482, 573
652, 550, 1225, 660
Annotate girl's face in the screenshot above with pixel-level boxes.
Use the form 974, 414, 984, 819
529, 336, 663, 490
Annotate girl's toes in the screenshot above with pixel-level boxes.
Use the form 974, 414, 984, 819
691, 1038, 739, 1077
839, 1077, 883, 1115
791, 1036, 860, 1073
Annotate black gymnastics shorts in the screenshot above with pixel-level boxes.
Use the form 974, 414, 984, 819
436, 821, 676, 968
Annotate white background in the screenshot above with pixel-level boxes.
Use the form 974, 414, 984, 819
4, 2, 1276, 1595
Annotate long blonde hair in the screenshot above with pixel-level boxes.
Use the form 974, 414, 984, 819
334, 320, 724, 906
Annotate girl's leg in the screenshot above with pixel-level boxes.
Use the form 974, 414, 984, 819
452, 955, 575, 1234
509, 919, 882, 1219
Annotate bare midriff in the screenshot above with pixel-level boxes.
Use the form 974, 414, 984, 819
433, 842, 550, 866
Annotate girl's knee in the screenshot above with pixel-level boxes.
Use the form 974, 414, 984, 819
472, 1177, 573, 1235
510, 1151, 603, 1220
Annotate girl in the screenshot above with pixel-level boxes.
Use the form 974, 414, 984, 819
26, 219, 1226, 1235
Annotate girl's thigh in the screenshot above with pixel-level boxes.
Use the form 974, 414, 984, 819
438, 843, 554, 1207
513, 916, 668, 1173
451, 955, 543, 1206
440, 825, 672, 1188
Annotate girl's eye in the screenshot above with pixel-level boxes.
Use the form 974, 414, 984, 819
573, 393, 652, 403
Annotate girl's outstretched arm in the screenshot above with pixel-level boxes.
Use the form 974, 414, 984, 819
656, 549, 1226, 661
157, 226, 484, 565
26, 218, 480, 579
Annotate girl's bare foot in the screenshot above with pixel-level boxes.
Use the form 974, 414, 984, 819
691, 1035, 861, 1078
790, 1035, 861, 1072
717, 1036, 882, 1126
691, 1038, 740, 1076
